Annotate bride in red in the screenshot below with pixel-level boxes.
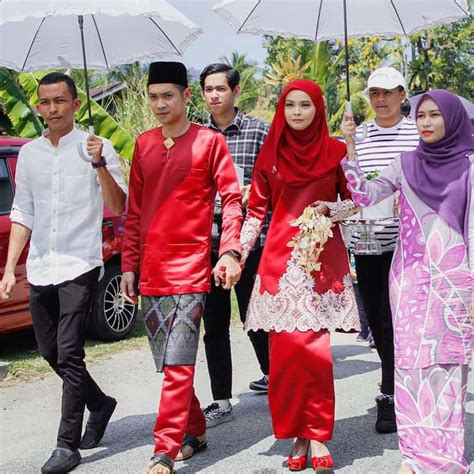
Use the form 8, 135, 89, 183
240, 79, 359, 471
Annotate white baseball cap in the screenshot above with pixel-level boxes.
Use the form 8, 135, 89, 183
364, 67, 407, 95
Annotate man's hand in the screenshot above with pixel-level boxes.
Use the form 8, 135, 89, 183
310, 200, 330, 216
213, 253, 241, 290
86, 135, 104, 164
0, 270, 16, 300
120, 271, 138, 304
340, 112, 357, 159
241, 185, 251, 209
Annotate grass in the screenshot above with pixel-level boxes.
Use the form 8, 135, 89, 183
0, 323, 147, 385
0, 291, 240, 385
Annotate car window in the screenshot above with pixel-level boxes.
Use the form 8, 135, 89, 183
0, 159, 14, 215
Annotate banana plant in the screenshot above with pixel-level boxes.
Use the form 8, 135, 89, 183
0, 68, 43, 138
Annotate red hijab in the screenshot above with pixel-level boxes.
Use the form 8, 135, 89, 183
256, 79, 346, 186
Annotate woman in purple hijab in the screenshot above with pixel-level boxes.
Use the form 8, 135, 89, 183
340, 89, 473, 473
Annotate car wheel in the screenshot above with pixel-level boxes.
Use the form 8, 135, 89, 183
88, 264, 137, 341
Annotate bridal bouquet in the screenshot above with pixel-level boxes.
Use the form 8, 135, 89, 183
287, 206, 335, 275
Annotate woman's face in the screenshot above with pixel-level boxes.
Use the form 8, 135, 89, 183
416, 98, 446, 144
284, 90, 316, 131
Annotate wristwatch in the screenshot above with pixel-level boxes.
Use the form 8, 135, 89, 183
91, 156, 107, 169
224, 250, 241, 262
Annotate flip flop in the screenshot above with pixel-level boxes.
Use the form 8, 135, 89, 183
147, 453, 175, 473
175, 433, 207, 461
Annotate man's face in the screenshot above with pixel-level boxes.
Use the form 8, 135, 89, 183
148, 83, 191, 125
368, 87, 406, 122
202, 72, 240, 116
36, 82, 80, 133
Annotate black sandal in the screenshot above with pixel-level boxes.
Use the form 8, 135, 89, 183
148, 453, 175, 473
176, 433, 207, 461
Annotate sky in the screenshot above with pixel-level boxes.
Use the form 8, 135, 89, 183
165, 1, 268, 71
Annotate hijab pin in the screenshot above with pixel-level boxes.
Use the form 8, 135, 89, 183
272, 165, 277, 174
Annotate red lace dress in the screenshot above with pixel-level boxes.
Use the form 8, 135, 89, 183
241, 165, 360, 334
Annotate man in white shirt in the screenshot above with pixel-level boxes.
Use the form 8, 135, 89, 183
342, 67, 419, 435
0, 73, 126, 473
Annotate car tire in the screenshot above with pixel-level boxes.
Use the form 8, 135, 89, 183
88, 264, 137, 341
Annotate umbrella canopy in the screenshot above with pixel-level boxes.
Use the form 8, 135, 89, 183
0, 0, 202, 71
214, 0, 469, 41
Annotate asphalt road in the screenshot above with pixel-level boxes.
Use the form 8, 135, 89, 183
1, 327, 473, 473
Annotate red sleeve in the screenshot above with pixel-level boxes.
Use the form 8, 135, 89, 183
209, 134, 243, 257
121, 141, 143, 273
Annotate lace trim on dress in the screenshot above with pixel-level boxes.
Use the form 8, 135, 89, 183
244, 251, 360, 333
240, 216, 263, 264
322, 199, 358, 221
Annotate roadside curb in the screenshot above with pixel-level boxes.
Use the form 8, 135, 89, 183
0, 361, 10, 380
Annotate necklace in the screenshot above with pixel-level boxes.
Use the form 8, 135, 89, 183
163, 122, 190, 159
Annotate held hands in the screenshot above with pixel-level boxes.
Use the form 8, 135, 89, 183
0, 271, 16, 300
86, 135, 104, 164
213, 253, 241, 290
340, 112, 357, 160
120, 271, 138, 305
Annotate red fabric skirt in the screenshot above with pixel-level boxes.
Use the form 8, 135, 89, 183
268, 329, 335, 440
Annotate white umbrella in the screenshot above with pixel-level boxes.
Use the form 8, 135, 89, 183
214, 0, 470, 137
0, 0, 202, 71
0, 0, 202, 157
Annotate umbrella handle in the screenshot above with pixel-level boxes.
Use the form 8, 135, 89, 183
345, 102, 367, 142
77, 126, 95, 162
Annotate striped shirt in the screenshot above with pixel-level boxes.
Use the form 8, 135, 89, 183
205, 108, 270, 251
351, 117, 419, 252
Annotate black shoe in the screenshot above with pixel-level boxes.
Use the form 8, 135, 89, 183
249, 375, 269, 392
41, 448, 81, 473
375, 395, 397, 433
80, 396, 117, 449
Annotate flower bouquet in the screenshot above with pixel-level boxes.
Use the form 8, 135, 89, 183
287, 206, 335, 275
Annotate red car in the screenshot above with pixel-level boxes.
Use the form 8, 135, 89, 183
0, 137, 137, 341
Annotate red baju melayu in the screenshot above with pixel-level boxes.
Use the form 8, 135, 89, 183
240, 80, 359, 442
122, 123, 242, 459
122, 123, 242, 295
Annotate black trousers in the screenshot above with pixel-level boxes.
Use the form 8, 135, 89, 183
30, 267, 107, 451
355, 252, 395, 396
203, 247, 269, 400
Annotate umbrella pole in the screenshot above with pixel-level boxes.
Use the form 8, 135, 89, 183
343, 0, 350, 103
78, 15, 94, 133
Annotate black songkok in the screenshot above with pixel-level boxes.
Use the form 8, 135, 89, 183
147, 61, 188, 87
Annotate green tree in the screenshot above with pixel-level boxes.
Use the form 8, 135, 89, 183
408, 17, 473, 99
220, 51, 262, 112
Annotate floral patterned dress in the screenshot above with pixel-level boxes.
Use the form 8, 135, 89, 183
342, 154, 473, 473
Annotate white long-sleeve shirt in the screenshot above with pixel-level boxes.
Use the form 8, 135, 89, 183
10, 127, 126, 286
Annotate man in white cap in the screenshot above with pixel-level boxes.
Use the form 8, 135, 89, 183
340, 66, 419, 434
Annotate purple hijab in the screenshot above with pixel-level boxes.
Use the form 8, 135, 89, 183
401, 89, 474, 243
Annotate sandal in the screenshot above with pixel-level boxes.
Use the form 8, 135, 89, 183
175, 433, 207, 461
146, 453, 175, 474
